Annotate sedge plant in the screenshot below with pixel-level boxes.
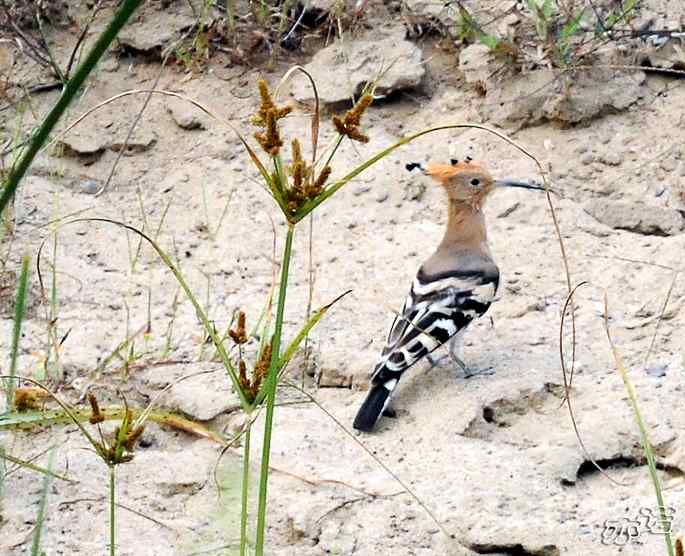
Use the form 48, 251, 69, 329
2, 18, 558, 542
211, 69, 555, 554
44, 71, 554, 553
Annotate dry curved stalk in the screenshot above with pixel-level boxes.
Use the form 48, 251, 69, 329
273, 65, 320, 164
34, 216, 250, 409
558, 282, 630, 487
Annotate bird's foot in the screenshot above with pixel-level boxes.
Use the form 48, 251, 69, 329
460, 364, 495, 379
426, 353, 493, 378
452, 353, 495, 379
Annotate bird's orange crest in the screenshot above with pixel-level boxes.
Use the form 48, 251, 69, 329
426, 161, 485, 184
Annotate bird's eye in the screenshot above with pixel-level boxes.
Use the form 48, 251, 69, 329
470, 178, 480, 186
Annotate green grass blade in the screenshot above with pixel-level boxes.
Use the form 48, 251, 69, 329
0, 0, 144, 215
5, 255, 30, 411
255, 224, 295, 555
0, 406, 228, 446
560, 10, 584, 41
0, 445, 5, 519
30, 447, 56, 556
294, 123, 541, 222
250, 290, 350, 409
604, 298, 674, 556
239, 422, 252, 556
109, 464, 116, 556
35, 218, 251, 410
277, 290, 351, 372
1, 451, 71, 482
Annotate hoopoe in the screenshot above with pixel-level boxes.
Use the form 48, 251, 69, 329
353, 159, 545, 432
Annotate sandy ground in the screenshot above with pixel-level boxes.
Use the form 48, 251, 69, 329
1, 1, 685, 555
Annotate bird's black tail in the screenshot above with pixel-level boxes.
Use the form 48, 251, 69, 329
353, 381, 394, 432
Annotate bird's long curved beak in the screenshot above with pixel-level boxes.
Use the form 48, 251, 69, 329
495, 178, 548, 192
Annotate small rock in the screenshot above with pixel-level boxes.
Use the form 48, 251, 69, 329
482, 69, 644, 129
497, 12, 520, 36
290, 28, 424, 104
660, 157, 677, 173
166, 97, 206, 130
584, 200, 685, 236
308, 0, 341, 10
58, 131, 107, 157
580, 152, 595, 165
638, 41, 685, 70
403, 180, 426, 201
79, 179, 100, 194
402, 0, 458, 29
459, 44, 496, 86
317, 364, 353, 388
376, 190, 389, 203
100, 56, 119, 72
165, 371, 241, 421
110, 129, 157, 154
646, 364, 668, 378
599, 152, 622, 166
117, 9, 195, 54
353, 183, 372, 196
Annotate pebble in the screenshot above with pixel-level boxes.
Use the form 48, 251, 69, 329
79, 179, 100, 194
660, 158, 677, 173
646, 364, 668, 378
376, 190, 389, 203
353, 183, 372, 196
600, 152, 622, 166
580, 152, 594, 165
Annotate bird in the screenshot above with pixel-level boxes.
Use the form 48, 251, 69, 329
353, 158, 545, 432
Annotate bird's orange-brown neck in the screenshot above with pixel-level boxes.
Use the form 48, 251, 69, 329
439, 199, 488, 252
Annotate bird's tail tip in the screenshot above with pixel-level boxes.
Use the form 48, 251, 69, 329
353, 384, 391, 432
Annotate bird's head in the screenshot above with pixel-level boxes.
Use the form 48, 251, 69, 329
417, 159, 545, 209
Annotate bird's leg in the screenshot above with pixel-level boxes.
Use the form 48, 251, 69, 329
426, 352, 447, 370
448, 333, 494, 378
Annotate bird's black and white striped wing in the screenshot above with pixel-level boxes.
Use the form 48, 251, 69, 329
371, 268, 499, 386
352, 267, 499, 432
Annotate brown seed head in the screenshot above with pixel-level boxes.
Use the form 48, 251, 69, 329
14, 387, 48, 412
291, 139, 305, 191
308, 165, 332, 197
88, 393, 105, 424
332, 93, 373, 143
252, 341, 273, 397
252, 79, 292, 156
229, 311, 248, 345
124, 425, 145, 452
254, 79, 276, 125
239, 359, 250, 393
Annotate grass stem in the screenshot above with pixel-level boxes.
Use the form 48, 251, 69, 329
240, 421, 252, 556
6, 255, 29, 411
109, 464, 116, 556
254, 224, 295, 555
